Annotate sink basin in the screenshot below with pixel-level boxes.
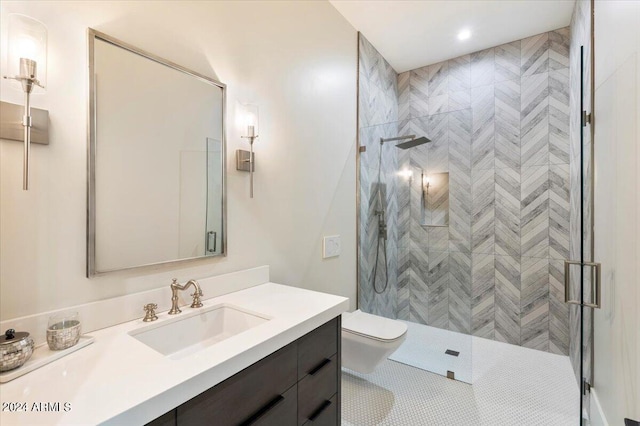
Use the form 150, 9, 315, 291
129, 303, 270, 359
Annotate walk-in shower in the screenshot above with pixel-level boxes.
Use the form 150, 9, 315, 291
372, 135, 431, 294
354, 0, 597, 417
357, 19, 583, 395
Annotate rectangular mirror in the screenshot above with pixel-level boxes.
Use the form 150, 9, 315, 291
87, 29, 226, 277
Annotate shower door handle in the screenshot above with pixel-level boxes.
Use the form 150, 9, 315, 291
564, 260, 602, 308
583, 261, 602, 309
206, 231, 217, 253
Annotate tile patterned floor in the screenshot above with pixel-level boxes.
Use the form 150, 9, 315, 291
342, 323, 579, 425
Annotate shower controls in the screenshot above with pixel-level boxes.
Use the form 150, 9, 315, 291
376, 210, 387, 240
378, 225, 387, 240
323, 235, 341, 258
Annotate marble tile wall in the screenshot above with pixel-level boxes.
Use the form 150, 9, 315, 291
358, 34, 400, 319
395, 28, 572, 355
357, 29, 574, 356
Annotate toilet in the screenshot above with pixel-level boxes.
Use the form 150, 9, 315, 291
341, 310, 408, 374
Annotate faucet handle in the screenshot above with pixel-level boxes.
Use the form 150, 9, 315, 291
190, 292, 203, 308
143, 303, 158, 322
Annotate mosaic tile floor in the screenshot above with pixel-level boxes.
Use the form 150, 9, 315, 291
342, 324, 579, 425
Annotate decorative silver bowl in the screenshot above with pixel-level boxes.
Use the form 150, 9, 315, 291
47, 319, 81, 351
0, 329, 34, 372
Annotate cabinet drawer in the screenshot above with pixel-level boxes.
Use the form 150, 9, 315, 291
297, 317, 338, 380
177, 342, 297, 426
301, 394, 337, 426
298, 354, 337, 425
145, 409, 176, 426
244, 384, 297, 426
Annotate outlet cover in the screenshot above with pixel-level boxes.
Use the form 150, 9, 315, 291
323, 235, 341, 258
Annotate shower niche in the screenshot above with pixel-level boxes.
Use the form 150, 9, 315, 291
421, 171, 449, 228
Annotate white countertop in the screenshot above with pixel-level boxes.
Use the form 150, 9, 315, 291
0, 283, 349, 425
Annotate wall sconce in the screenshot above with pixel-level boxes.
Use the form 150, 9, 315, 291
1, 14, 48, 190
398, 168, 413, 180
422, 171, 449, 227
235, 103, 258, 198
421, 172, 430, 202
422, 174, 430, 189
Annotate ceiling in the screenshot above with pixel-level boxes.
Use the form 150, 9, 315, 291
329, 0, 575, 73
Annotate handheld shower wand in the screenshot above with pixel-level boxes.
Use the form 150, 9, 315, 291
370, 134, 432, 295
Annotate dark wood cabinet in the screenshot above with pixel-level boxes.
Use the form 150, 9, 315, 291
145, 409, 177, 426
146, 316, 341, 426
298, 354, 337, 425
177, 343, 298, 425
302, 395, 337, 426
297, 319, 338, 380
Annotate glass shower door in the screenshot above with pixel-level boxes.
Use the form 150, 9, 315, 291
566, 41, 599, 424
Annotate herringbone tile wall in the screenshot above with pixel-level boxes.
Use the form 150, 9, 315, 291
396, 27, 572, 355
358, 28, 573, 355
358, 35, 400, 319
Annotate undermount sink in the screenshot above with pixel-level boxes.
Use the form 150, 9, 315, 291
129, 303, 270, 359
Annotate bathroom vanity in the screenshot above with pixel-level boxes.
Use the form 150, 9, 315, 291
148, 317, 340, 426
0, 282, 348, 425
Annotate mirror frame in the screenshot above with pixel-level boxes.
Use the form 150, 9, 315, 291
87, 28, 227, 277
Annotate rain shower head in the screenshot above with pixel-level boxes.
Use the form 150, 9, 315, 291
395, 136, 431, 149
380, 135, 431, 149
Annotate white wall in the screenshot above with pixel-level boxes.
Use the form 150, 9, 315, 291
0, 1, 357, 320
593, 0, 640, 423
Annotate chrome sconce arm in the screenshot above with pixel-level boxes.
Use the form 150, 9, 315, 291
2, 14, 49, 191
237, 133, 258, 198
235, 103, 259, 198
3, 62, 43, 191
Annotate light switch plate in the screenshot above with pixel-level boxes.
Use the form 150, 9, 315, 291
323, 235, 341, 258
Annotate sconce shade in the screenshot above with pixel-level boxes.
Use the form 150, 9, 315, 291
239, 103, 259, 138
7, 14, 47, 91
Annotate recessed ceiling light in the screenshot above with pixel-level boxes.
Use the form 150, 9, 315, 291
458, 29, 471, 41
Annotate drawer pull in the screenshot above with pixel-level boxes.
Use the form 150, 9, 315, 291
308, 400, 332, 422
308, 358, 331, 376
240, 395, 285, 426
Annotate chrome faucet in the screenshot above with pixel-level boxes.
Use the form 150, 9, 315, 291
168, 278, 203, 315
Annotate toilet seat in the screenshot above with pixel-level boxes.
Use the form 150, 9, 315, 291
342, 310, 407, 342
